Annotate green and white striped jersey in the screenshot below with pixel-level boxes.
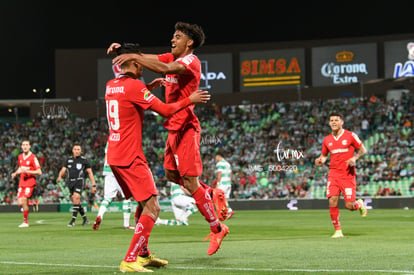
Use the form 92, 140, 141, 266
215, 159, 232, 186
170, 182, 185, 199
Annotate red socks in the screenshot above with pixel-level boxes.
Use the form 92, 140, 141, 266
329, 206, 341, 230
23, 210, 29, 224
124, 215, 155, 262
192, 186, 220, 233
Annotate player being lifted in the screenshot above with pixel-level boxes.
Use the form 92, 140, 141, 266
315, 112, 368, 238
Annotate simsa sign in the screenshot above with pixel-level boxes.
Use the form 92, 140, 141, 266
312, 43, 378, 87
239, 49, 305, 92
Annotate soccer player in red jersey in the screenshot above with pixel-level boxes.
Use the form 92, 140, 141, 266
315, 112, 368, 238
108, 22, 229, 256
106, 43, 210, 272
11, 139, 42, 228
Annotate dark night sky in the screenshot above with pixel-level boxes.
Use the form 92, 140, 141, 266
1, 1, 414, 99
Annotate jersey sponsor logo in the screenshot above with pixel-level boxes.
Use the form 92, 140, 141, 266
109, 133, 120, 141
330, 148, 349, 154
165, 75, 178, 83
106, 86, 125, 95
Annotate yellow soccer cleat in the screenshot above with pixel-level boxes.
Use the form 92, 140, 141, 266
119, 260, 153, 273
357, 199, 368, 218
137, 254, 168, 267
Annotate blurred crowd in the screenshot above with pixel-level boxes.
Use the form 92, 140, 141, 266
0, 91, 413, 205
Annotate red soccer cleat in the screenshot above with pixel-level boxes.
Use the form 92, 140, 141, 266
226, 210, 235, 220
212, 188, 228, 221
204, 224, 229, 255
92, 216, 101, 231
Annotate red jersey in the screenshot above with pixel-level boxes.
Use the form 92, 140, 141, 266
105, 75, 158, 166
158, 52, 201, 131
17, 152, 40, 187
321, 129, 362, 178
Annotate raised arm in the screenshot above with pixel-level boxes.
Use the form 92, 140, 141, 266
150, 90, 210, 118
113, 53, 186, 75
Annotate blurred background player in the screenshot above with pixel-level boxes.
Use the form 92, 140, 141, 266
315, 112, 368, 238
93, 142, 134, 230
109, 22, 229, 256
11, 139, 42, 228
156, 181, 198, 226
57, 144, 97, 227
214, 152, 234, 219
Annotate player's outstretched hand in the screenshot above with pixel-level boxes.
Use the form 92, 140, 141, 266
189, 90, 211, 104
107, 42, 121, 54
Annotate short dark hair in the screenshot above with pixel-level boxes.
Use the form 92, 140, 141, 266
329, 112, 344, 120
216, 151, 225, 158
116, 43, 141, 55
175, 22, 205, 49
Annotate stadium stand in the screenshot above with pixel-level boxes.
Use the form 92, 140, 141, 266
0, 92, 413, 205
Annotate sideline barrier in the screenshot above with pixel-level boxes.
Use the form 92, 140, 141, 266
0, 197, 412, 213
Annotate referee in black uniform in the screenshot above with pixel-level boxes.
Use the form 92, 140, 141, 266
57, 144, 96, 227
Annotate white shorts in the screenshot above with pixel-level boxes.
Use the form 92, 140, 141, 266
104, 173, 125, 199
217, 184, 232, 199
171, 195, 196, 220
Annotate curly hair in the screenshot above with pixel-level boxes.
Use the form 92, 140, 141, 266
175, 22, 205, 49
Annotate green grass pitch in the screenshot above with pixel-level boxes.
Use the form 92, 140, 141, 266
0, 208, 413, 274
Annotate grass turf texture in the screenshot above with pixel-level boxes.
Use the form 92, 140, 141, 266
0, 209, 413, 274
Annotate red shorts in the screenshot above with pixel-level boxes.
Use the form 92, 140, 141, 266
17, 186, 35, 199
110, 157, 158, 202
326, 176, 357, 201
164, 126, 203, 177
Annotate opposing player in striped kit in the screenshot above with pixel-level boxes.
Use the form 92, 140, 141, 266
156, 181, 198, 226
93, 143, 134, 230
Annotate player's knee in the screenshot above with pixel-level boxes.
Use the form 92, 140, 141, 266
165, 169, 179, 182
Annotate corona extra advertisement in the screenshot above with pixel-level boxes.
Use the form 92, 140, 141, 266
312, 43, 377, 87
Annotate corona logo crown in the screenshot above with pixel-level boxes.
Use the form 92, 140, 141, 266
336, 51, 354, 62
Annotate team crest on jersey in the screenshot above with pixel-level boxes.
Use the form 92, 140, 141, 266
76, 163, 82, 170
26, 161, 30, 165
141, 88, 155, 102
342, 140, 348, 145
